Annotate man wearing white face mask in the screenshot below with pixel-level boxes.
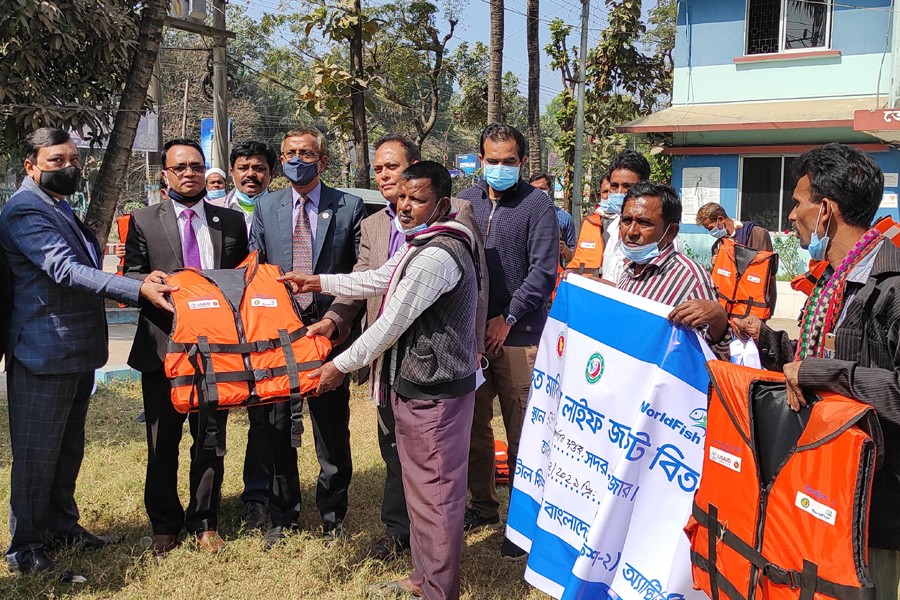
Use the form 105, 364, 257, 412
457, 123, 558, 560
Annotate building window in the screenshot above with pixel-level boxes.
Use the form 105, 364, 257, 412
746, 0, 832, 55
739, 156, 798, 232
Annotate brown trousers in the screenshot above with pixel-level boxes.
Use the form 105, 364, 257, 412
466, 344, 537, 519
393, 390, 475, 600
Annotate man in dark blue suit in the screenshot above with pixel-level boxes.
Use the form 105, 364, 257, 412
246, 127, 365, 548
0, 128, 174, 578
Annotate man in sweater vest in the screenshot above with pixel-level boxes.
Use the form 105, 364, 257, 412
281, 161, 479, 600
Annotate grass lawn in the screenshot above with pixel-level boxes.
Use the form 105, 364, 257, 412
0, 382, 553, 599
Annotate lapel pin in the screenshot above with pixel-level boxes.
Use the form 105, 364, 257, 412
323, 213, 330, 219
212, 216, 220, 223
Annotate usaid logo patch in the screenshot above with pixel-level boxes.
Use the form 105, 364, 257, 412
716, 268, 731, 278
251, 297, 278, 308
795, 491, 836, 526
580, 241, 596, 249
188, 299, 219, 310
747, 275, 761, 284
709, 446, 741, 472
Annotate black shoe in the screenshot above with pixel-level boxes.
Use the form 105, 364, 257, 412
263, 526, 288, 551
463, 507, 501, 532
48, 528, 121, 551
322, 522, 345, 546
365, 533, 410, 561
7, 548, 86, 583
136, 411, 146, 423
242, 501, 268, 530
500, 536, 527, 561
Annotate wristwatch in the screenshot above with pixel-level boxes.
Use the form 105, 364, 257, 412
505, 313, 517, 327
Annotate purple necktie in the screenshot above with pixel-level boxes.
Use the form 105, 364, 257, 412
292, 194, 314, 309
182, 208, 201, 269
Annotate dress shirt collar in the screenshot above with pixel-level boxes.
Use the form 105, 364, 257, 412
172, 198, 207, 222
292, 181, 322, 209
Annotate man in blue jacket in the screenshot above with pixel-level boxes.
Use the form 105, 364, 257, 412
0, 128, 173, 579
457, 123, 559, 559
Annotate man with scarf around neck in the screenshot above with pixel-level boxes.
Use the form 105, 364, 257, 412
281, 161, 479, 600
673, 143, 900, 600
124, 138, 249, 556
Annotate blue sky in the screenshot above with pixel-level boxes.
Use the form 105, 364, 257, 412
236, 0, 613, 110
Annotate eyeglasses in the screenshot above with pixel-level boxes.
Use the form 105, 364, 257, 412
165, 163, 206, 176
282, 150, 321, 162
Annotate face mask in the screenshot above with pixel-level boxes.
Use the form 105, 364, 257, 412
620, 224, 672, 265
483, 164, 520, 192
38, 165, 81, 196
393, 202, 442, 236
605, 192, 626, 215
235, 188, 267, 208
207, 188, 227, 200
709, 219, 728, 239
167, 186, 207, 206
807, 204, 830, 261
283, 158, 319, 186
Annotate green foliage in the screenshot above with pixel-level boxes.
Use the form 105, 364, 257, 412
0, 0, 141, 154
449, 41, 530, 133
773, 233, 805, 280
682, 240, 712, 271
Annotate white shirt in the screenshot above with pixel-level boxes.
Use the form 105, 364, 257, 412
172, 199, 214, 269
321, 244, 462, 375
291, 182, 322, 246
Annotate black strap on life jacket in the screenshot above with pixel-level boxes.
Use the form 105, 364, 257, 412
692, 502, 875, 600
166, 326, 309, 355
278, 328, 305, 449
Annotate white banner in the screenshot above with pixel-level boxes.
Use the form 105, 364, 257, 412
507, 276, 714, 600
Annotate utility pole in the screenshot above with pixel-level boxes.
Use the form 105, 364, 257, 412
181, 78, 190, 137
147, 60, 164, 174
571, 0, 590, 235
211, 0, 229, 171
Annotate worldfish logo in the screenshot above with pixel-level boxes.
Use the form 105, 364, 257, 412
640, 402, 703, 445
585, 352, 605, 384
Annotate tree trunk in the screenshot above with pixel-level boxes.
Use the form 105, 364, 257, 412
526, 0, 542, 174
349, 0, 371, 188
487, 0, 504, 125
84, 0, 168, 245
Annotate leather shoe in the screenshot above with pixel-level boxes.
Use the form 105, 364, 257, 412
49, 528, 121, 551
322, 522, 345, 547
263, 525, 288, 550
150, 534, 179, 557
195, 530, 226, 554
366, 577, 423, 598
242, 501, 268, 530
7, 548, 86, 583
366, 533, 410, 561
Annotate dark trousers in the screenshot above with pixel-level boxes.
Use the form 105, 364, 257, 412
241, 402, 269, 505
394, 390, 475, 600
142, 367, 226, 535
247, 383, 352, 528
377, 396, 410, 541
6, 358, 93, 556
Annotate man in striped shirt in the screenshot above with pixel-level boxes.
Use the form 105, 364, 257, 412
616, 182, 730, 347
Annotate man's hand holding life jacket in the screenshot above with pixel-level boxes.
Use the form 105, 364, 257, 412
782, 361, 806, 412
139, 278, 178, 313
307, 361, 345, 396
277, 271, 321, 294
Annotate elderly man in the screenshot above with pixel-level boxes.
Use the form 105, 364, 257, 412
0, 128, 173, 579
674, 143, 900, 600
321, 134, 487, 561
282, 161, 479, 600
248, 127, 365, 547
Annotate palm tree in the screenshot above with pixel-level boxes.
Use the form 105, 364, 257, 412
487, 0, 504, 125
526, 0, 542, 174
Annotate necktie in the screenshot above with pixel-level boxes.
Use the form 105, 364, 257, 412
292, 194, 314, 309
182, 208, 202, 269
59, 199, 98, 266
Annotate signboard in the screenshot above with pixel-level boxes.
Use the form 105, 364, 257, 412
69, 112, 159, 153
456, 153, 480, 176
200, 118, 234, 169
680, 167, 721, 225
507, 276, 713, 599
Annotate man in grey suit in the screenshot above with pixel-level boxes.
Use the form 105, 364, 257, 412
323, 135, 487, 561
124, 139, 249, 556
247, 127, 365, 547
0, 128, 173, 579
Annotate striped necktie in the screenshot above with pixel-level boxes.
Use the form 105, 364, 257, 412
292, 194, 314, 309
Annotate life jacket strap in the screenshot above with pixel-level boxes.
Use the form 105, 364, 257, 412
278, 328, 305, 449
167, 326, 309, 355
169, 360, 325, 388
693, 502, 875, 600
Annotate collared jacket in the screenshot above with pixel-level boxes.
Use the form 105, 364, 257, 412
757, 241, 900, 550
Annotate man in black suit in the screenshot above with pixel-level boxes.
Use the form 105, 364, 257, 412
247, 127, 364, 548
124, 139, 249, 556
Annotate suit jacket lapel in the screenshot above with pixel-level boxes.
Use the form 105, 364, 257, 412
159, 201, 184, 265
206, 202, 223, 267
313, 187, 335, 270
52, 203, 96, 266
374, 210, 391, 262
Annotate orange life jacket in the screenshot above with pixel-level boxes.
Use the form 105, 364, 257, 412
495, 439, 510, 486
552, 213, 606, 301
790, 260, 829, 297
116, 214, 130, 275
686, 360, 881, 600
711, 238, 778, 320
164, 251, 332, 451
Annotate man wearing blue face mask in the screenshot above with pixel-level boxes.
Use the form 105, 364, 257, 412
457, 123, 559, 560
247, 127, 365, 548
601, 151, 651, 284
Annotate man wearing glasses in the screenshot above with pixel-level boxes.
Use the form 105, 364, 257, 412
124, 138, 249, 556
246, 128, 365, 548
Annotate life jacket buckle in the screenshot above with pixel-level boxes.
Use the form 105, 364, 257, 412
254, 368, 275, 381
763, 564, 799, 589
255, 339, 274, 352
